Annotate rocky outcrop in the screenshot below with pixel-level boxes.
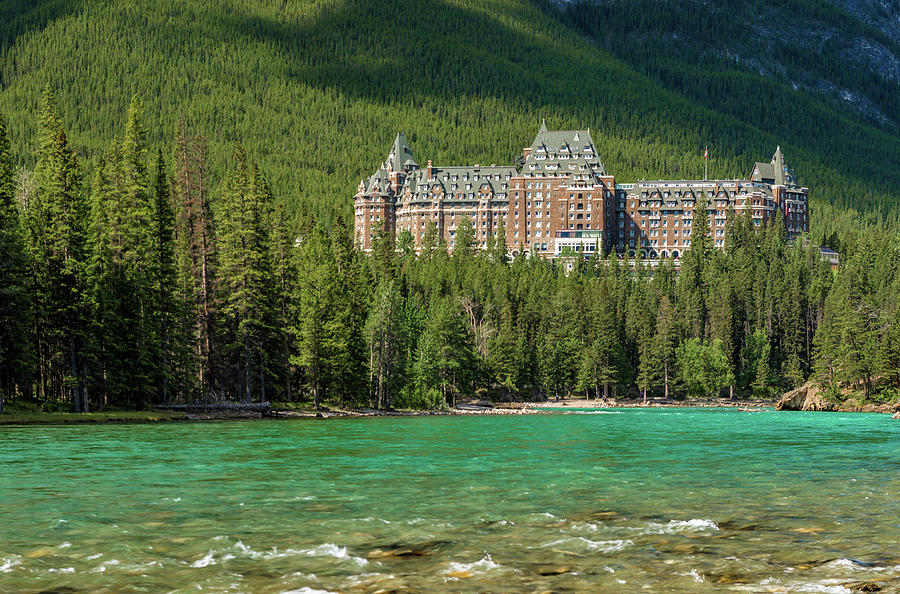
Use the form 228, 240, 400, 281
776, 382, 836, 411
778, 382, 900, 413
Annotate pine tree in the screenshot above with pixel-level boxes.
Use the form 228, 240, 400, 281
453, 215, 475, 259
366, 279, 402, 409
218, 143, 275, 402
678, 192, 712, 338
173, 120, 216, 400
0, 113, 32, 411
290, 223, 349, 409
269, 201, 297, 400
654, 295, 677, 400
24, 87, 89, 411
412, 296, 473, 408
152, 150, 179, 402
332, 213, 369, 405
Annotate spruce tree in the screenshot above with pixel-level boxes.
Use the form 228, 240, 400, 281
24, 87, 89, 411
269, 201, 297, 400
365, 279, 402, 409
173, 121, 216, 400
0, 113, 31, 411
153, 150, 179, 403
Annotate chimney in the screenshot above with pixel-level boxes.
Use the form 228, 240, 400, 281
427, 159, 433, 180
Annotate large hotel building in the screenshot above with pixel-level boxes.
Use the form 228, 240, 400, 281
353, 124, 809, 260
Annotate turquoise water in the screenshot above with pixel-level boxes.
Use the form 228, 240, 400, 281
1, 409, 898, 592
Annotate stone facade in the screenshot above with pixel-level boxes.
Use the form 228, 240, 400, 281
354, 125, 810, 260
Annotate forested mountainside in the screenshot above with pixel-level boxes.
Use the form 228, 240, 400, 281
1, 0, 899, 234
556, 0, 900, 130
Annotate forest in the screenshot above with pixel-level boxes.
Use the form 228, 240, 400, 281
1, 90, 898, 413
1, 0, 898, 232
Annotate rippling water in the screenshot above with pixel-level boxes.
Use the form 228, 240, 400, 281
1, 409, 899, 592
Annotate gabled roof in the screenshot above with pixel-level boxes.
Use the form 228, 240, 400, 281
751, 162, 775, 183
523, 125, 606, 176
402, 165, 516, 203
751, 146, 797, 187
620, 181, 773, 207
362, 168, 392, 196
386, 132, 418, 172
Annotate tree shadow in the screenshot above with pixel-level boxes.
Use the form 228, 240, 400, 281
0, 0, 85, 49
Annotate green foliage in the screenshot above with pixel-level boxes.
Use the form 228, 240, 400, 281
0, 112, 32, 409
676, 338, 736, 398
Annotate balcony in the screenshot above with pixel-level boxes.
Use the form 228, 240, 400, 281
555, 230, 602, 239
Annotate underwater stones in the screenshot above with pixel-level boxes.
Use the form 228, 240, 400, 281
367, 540, 448, 560
707, 571, 752, 584
588, 511, 618, 518
550, 548, 585, 557
536, 565, 572, 576
25, 548, 54, 558
845, 581, 884, 591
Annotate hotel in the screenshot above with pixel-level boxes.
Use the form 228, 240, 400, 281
354, 124, 809, 260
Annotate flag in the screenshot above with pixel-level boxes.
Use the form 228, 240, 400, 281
704, 146, 708, 159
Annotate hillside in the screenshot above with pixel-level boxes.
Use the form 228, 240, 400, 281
1, 0, 899, 231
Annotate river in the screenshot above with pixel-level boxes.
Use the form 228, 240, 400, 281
1, 408, 898, 592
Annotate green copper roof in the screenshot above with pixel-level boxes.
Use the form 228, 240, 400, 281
750, 147, 796, 186
523, 125, 606, 177
386, 132, 418, 171
402, 165, 517, 204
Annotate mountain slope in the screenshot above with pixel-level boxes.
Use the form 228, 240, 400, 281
1, 0, 898, 229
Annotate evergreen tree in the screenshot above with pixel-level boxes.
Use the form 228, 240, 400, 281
269, 201, 297, 400
290, 223, 348, 409
366, 279, 402, 409
654, 295, 678, 400
0, 113, 31, 411
152, 150, 179, 403
412, 297, 474, 408
678, 193, 712, 338
23, 87, 89, 411
173, 121, 216, 399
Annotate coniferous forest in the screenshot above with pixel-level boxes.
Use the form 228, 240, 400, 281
0, 89, 898, 413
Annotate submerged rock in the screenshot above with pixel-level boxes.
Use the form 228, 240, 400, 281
536, 565, 572, 576
845, 581, 884, 592
367, 540, 449, 559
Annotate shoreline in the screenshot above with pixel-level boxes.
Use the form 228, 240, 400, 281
528, 398, 776, 409
2, 396, 897, 426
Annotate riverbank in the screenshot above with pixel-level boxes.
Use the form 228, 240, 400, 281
529, 398, 776, 409
0, 410, 189, 425
4, 395, 898, 425
0, 403, 541, 425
